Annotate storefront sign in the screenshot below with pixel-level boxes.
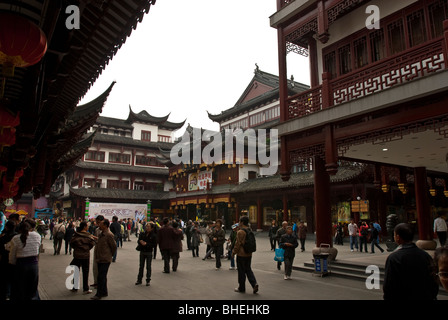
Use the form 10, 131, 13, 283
88, 202, 147, 221
188, 170, 212, 191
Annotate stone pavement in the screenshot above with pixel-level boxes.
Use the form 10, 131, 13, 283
37, 231, 448, 301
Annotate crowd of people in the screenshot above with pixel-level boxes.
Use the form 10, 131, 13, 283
2, 209, 448, 300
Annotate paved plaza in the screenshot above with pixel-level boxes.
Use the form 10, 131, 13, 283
36, 231, 448, 302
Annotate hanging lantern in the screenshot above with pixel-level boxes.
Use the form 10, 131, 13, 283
381, 184, 389, 193
430, 189, 436, 197
0, 13, 48, 77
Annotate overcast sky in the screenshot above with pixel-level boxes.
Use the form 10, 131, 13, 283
78, 0, 310, 136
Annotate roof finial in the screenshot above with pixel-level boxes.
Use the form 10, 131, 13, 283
254, 63, 259, 74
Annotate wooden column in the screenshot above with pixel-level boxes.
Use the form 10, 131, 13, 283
257, 197, 263, 231
283, 193, 288, 222
313, 156, 332, 247
308, 37, 319, 88
414, 167, 433, 243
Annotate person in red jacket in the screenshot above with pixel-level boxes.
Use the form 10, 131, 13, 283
359, 221, 369, 253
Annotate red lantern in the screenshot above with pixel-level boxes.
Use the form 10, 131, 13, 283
0, 106, 20, 127
0, 13, 47, 77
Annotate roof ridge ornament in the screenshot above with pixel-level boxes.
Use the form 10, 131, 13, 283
254, 63, 260, 74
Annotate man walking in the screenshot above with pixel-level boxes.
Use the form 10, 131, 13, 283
110, 216, 121, 262
348, 219, 358, 252
91, 219, 117, 300
383, 223, 438, 300
232, 216, 258, 294
434, 213, 447, 247
53, 219, 66, 255
211, 219, 226, 270
157, 217, 176, 273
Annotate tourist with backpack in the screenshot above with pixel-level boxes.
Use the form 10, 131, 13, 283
232, 216, 258, 294
370, 222, 384, 254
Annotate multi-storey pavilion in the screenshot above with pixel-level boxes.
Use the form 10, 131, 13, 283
271, 0, 448, 250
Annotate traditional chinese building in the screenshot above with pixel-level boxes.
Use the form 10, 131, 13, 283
0, 0, 157, 216
271, 0, 448, 250
52, 106, 185, 219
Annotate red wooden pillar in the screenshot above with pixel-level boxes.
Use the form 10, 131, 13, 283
313, 155, 332, 247
308, 37, 319, 88
414, 167, 432, 242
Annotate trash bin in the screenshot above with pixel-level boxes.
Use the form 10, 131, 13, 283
313, 253, 330, 277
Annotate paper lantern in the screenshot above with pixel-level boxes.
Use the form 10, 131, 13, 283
0, 13, 48, 77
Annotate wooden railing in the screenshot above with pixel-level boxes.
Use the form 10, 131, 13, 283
286, 37, 447, 121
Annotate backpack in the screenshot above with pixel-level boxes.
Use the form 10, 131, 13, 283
243, 228, 256, 253
360, 226, 368, 236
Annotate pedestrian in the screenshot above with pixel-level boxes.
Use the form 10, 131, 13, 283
335, 222, 344, 245
275, 221, 288, 270
279, 226, 298, 280
434, 246, 448, 292
9, 218, 41, 300
383, 223, 438, 300
157, 217, 176, 273
369, 222, 384, 254
110, 216, 121, 262
52, 218, 66, 255
91, 218, 117, 300
49, 219, 54, 240
69, 221, 96, 294
190, 221, 201, 257
202, 221, 215, 260
90, 215, 104, 289
185, 220, 192, 250
348, 219, 359, 252
228, 223, 238, 270
211, 219, 226, 270
0, 220, 17, 300
358, 221, 369, 253
434, 213, 447, 247
171, 221, 183, 272
297, 221, 307, 252
64, 222, 75, 255
232, 216, 258, 294
268, 219, 279, 251
135, 222, 157, 286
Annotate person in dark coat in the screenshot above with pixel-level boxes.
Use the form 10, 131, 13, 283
64, 222, 75, 255
383, 223, 438, 300
211, 219, 226, 270
171, 221, 184, 272
135, 222, 157, 286
70, 221, 96, 293
157, 218, 176, 273
0, 221, 17, 300
279, 226, 298, 280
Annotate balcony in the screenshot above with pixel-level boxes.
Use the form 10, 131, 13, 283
286, 36, 447, 121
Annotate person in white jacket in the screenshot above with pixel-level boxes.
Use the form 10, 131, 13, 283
434, 213, 448, 247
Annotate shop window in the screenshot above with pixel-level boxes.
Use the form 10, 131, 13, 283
407, 9, 427, 47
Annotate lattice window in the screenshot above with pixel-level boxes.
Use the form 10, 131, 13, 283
370, 28, 385, 62
353, 37, 368, 69
338, 44, 352, 75
428, 0, 448, 38
324, 51, 337, 79
407, 9, 427, 47
387, 19, 405, 55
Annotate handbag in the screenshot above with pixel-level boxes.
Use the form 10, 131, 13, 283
274, 248, 285, 262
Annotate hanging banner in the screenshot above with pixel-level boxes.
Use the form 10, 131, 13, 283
88, 202, 147, 221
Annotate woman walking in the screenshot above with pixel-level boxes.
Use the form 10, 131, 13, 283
190, 221, 201, 257
9, 219, 41, 300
